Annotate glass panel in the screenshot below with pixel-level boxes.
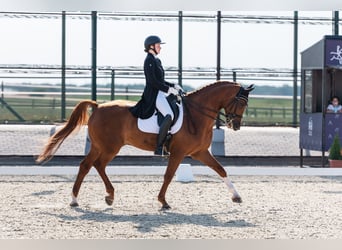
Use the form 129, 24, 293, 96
183, 11, 216, 70
303, 69, 323, 113
221, 11, 293, 70
0, 17, 60, 64
298, 11, 333, 53
221, 11, 294, 90
66, 16, 91, 65
304, 70, 313, 113
98, 13, 178, 68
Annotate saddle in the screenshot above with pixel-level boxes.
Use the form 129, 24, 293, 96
137, 94, 183, 135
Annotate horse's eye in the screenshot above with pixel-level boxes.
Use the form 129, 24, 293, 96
238, 101, 246, 107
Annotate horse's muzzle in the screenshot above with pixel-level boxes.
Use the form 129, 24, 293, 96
227, 120, 240, 131
232, 121, 241, 131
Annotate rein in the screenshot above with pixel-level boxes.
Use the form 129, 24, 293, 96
183, 97, 228, 124
181, 86, 247, 126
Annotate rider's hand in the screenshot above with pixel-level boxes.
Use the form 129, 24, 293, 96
174, 84, 184, 92
167, 87, 179, 96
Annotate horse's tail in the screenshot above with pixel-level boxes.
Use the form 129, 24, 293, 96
36, 100, 98, 164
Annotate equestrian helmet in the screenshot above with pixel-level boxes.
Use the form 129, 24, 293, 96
144, 35, 165, 51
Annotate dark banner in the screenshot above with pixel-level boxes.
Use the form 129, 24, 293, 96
325, 113, 342, 151
325, 38, 342, 67
300, 113, 323, 151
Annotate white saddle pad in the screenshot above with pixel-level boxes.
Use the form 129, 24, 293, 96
137, 102, 183, 134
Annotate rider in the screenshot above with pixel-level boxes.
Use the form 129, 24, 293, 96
129, 35, 182, 156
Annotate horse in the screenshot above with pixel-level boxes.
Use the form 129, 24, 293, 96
36, 81, 254, 209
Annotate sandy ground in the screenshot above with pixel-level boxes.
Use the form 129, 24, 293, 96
1, 174, 342, 239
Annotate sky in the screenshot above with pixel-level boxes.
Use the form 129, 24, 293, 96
0, 11, 340, 87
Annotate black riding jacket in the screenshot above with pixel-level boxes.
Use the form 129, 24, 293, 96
129, 53, 174, 119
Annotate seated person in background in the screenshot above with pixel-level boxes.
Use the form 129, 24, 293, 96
327, 96, 342, 113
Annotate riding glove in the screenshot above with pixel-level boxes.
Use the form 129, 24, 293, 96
167, 87, 179, 96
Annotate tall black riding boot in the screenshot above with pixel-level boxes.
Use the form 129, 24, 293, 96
154, 114, 173, 156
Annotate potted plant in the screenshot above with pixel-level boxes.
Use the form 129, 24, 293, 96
328, 134, 342, 168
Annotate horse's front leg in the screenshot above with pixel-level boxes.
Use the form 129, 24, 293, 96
191, 150, 242, 203
222, 176, 242, 203
158, 154, 184, 209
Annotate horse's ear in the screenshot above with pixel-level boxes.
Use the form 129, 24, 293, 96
246, 84, 255, 92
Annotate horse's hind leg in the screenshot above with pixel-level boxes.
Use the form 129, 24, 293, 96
191, 150, 242, 203
93, 151, 118, 206
70, 148, 99, 207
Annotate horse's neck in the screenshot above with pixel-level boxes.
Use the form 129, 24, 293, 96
189, 83, 238, 110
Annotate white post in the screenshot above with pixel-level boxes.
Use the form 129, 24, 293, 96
176, 164, 194, 182
211, 128, 225, 156
84, 126, 91, 155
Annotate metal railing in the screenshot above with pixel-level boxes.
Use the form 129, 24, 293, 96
0, 65, 300, 126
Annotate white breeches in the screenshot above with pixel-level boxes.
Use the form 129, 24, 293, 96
156, 91, 174, 120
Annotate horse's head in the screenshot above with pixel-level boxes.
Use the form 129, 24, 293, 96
224, 84, 254, 131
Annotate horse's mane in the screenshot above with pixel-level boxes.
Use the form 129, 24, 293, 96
186, 80, 240, 97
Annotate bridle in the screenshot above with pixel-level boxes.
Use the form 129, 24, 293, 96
224, 87, 248, 125
181, 86, 249, 126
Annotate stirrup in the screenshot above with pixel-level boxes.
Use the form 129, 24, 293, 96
154, 146, 169, 157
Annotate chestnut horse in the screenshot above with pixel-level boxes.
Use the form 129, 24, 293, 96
37, 81, 254, 209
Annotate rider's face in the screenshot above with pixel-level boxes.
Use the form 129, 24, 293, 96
152, 43, 161, 54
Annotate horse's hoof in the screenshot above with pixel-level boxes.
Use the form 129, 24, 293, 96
105, 196, 114, 206
161, 204, 171, 210
70, 201, 79, 207
232, 196, 242, 203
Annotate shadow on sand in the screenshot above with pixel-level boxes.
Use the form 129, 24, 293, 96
43, 207, 256, 233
